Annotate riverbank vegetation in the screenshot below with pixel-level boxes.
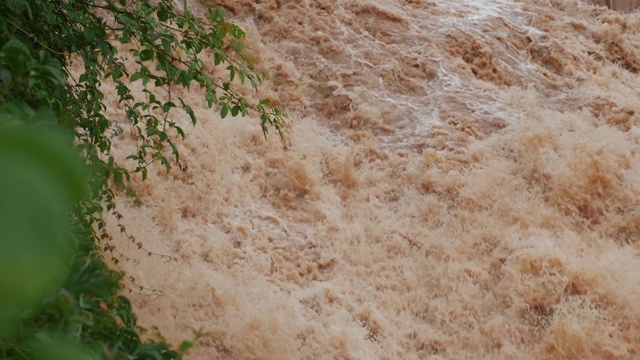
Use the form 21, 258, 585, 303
0, 1, 283, 358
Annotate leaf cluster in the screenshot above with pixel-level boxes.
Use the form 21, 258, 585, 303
1, 0, 284, 358
2, 0, 285, 183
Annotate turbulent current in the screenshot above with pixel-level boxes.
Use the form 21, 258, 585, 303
105, 0, 640, 358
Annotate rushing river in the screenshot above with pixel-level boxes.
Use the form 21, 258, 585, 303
106, 0, 640, 358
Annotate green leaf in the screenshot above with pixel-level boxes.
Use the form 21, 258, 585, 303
220, 105, 228, 119
26, 332, 94, 360
205, 93, 216, 107
133, 344, 163, 360
119, 13, 134, 25
0, 39, 33, 76
130, 72, 143, 82
183, 104, 196, 125
31, 64, 66, 86
175, 125, 185, 139
179, 341, 193, 354
227, 65, 235, 81
0, 102, 32, 125
6, 0, 29, 15
0, 68, 12, 86
157, 8, 169, 22
139, 49, 154, 62
0, 124, 86, 336
162, 101, 176, 112
208, 7, 226, 23
161, 38, 172, 53
83, 27, 98, 42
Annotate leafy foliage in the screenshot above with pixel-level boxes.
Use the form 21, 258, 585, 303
0, 0, 284, 358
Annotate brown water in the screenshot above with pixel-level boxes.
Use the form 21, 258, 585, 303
588, 0, 640, 12
105, 0, 640, 358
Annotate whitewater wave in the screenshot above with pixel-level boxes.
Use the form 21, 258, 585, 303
104, 0, 640, 358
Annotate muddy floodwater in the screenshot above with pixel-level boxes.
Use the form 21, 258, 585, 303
104, 0, 640, 359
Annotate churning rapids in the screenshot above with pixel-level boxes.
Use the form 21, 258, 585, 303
102, 0, 640, 358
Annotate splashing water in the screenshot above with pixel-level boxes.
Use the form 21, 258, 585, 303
103, 0, 640, 359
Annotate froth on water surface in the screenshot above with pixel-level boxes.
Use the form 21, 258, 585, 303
104, 0, 640, 359
586, 0, 640, 12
